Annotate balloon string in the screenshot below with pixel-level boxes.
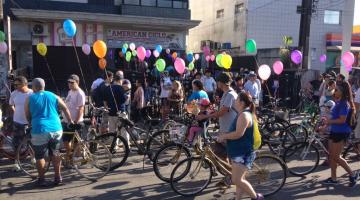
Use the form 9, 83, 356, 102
44, 57, 60, 95
254, 56, 272, 99
104, 68, 119, 113
72, 39, 89, 96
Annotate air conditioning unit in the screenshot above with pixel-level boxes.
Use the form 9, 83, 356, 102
214, 42, 222, 50
200, 40, 215, 50
31, 23, 49, 36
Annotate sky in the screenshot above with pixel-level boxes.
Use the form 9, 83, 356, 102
355, 0, 360, 25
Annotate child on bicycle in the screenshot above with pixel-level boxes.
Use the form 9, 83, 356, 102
187, 98, 210, 144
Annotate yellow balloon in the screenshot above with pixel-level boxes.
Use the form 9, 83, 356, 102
221, 54, 232, 69
93, 40, 107, 58
36, 43, 47, 56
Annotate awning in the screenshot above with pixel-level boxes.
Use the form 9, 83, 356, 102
11, 8, 200, 31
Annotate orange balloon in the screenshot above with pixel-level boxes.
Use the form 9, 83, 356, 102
172, 52, 177, 59
98, 58, 107, 70
93, 40, 107, 58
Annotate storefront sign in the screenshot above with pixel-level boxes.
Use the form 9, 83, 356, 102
106, 29, 185, 50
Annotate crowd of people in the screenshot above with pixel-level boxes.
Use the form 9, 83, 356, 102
2, 66, 360, 199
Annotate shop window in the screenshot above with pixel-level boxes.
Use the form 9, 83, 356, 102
235, 3, 244, 15
141, 0, 156, 6
173, 0, 188, 9
158, 0, 172, 8
124, 0, 140, 5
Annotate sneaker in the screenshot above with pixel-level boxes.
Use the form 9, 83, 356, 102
349, 175, 357, 187
36, 178, 47, 187
323, 178, 339, 185
251, 193, 264, 200
53, 177, 63, 186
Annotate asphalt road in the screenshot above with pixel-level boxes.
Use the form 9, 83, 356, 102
1, 150, 360, 200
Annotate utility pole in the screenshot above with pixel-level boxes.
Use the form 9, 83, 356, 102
340, 0, 355, 79
297, 0, 313, 70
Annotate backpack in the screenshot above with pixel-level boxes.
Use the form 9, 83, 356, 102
252, 115, 262, 150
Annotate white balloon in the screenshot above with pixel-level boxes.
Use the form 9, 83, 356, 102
258, 64, 271, 81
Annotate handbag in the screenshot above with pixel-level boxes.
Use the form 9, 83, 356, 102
253, 115, 262, 150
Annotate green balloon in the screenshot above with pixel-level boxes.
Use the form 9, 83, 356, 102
246, 39, 257, 54
0, 31, 5, 42
188, 62, 194, 71
126, 51, 131, 62
132, 50, 137, 57
216, 54, 223, 67
123, 43, 129, 49
156, 59, 166, 72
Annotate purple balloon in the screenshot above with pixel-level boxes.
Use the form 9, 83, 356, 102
320, 54, 327, 63
145, 49, 151, 58
291, 50, 303, 65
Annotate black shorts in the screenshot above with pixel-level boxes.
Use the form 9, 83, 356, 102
329, 132, 350, 143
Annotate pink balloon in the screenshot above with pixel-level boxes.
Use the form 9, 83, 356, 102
291, 50, 302, 65
205, 55, 210, 62
82, 44, 91, 55
153, 50, 160, 58
203, 46, 210, 56
210, 55, 215, 61
174, 58, 186, 74
345, 65, 352, 72
194, 54, 200, 60
272, 61, 284, 75
319, 54, 327, 63
341, 51, 355, 67
0, 42, 8, 54
258, 64, 271, 81
136, 46, 146, 61
145, 49, 151, 58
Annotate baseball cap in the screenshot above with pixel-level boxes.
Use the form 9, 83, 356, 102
216, 72, 232, 85
248, 71, 257, 77
68, 74, 80, 83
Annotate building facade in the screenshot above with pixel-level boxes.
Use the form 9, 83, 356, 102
1, 0, 199, 95
188, 0, 351, 72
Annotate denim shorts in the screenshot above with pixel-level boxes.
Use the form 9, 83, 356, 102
231, 151, 256, 170
31, 131, 62, 160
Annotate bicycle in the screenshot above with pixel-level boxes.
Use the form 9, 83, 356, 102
16, 124, 112, 181
95, 112, 173, 171
169, 131, 287, 197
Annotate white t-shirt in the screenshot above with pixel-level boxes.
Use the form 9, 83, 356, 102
65, 89, 86, 123
355, 88, 360, 104
160, 77, 172, 98
203, 76, 216, 92
9, 89, 33, 124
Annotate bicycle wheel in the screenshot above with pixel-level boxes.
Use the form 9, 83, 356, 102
342, 141, 360, 160
283, 142, 320, 176
95, 133, 129, 171
170, 157, 213, 197
16, 138, 50, 178
146, 130, 171, 161
267, 129, 296, 156
73, 140, 112, 181
153, 143, 191, 182
247, 154, 287, 197
285, 124, 308, 142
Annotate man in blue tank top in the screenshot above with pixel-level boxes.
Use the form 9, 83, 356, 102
24, 78, 73, 187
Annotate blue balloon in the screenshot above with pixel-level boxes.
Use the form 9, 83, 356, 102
122, 47, 127, 54
155, 45, 162, 53
63, 19, 76, 37
187, 54, 194, 62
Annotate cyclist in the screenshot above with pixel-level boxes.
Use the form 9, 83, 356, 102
24, 78, 73, 187
9, 76, 33, 171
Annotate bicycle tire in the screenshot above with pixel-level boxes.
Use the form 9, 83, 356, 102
247, 154, 287, 197
170, 157, 213, 197
95, 133, 129, 171
342, 141, 360, 159
153, 142, 191, 182
285, 124, 308, 142
283, 142, 320, 176
16, 138, 50, 178
146, 130, 171, 161
267, 130, 296, 156
73, 140, 112, 181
